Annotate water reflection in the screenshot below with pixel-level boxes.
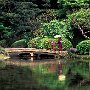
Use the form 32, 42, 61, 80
5, 58, 90, 87
1, 55, 90, 90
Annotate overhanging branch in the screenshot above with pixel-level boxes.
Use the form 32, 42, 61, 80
77, 24, 90, 39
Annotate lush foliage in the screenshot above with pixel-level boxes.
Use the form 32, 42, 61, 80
0, 0, 90, 48
0, 40, 6, 47
66, 8, 90, 38
28, 36, 72, 50
65, 8, 90, 46
76, 40, 90, 55
0, 23, 12, 47
62, 38, 73, 50
40, 20, 67, 37
0, 0, 58, 47
28, 36, 55, 49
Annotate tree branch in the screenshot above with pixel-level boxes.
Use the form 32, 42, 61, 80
77, 24, 90, 39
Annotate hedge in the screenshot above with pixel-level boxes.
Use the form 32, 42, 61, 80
28, 36, 72, 50
76, 40, 90, 55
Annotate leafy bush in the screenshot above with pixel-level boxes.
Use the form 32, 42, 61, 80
62, 38, 73, 50
0, 40, 6, 47
41, 20, 67, 37
28, 37, 42, 49
28, 36, 53, 49
28, 36, 72, 50
76, 40, 90, 55
12, 39, 27, 48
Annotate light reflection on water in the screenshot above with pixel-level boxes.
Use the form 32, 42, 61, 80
5, 58, 90, 74
5, 58, 66, 74
3, 58, 90, 88
6, 58, 59, 65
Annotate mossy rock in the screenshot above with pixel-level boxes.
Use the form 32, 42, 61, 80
12, 39, 27, 48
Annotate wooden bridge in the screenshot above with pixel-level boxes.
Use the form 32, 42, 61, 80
5, 48, 68, 61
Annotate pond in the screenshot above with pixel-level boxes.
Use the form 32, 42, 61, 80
30, 59, 90, 90
0, 57, 90, 90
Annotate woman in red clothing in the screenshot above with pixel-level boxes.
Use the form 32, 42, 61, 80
57, 37, 63, 51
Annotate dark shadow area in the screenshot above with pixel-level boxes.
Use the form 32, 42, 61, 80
19, 53, 31, 59
72, 28, 85, 47
35, 53, 55, 60
0, 64, 50, 90
66, 68, 84, 86
9, 52, 31, 60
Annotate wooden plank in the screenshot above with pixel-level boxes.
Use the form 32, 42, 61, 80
5, 48, 48, 53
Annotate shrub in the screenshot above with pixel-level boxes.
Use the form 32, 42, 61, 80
28, 36, 53, 49
40, 37, 58, 50
0, 40, 6, 47
28, 36, 72, 50
28, 37, 42, 49
62, 38, 73, 50
41, 20, 67, 37
76, 40, 90, 55
12, 39, 27, 48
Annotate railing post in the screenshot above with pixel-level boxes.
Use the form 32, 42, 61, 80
30, 53, 34, 61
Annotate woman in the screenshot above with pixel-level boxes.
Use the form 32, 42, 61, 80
57, 37, 63, 51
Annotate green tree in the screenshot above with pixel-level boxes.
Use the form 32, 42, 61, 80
57, 0, 90, 19
40, 20, 67, 37
0, 0, 51, 46
0, 23, 12, 47
65, 8, 90, 46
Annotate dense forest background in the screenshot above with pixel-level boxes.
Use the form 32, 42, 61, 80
0, 0, 90, 48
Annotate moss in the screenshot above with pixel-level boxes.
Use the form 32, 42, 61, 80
11, 39, 27, 48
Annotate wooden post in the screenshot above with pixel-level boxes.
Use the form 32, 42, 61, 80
30, 53, 34, 61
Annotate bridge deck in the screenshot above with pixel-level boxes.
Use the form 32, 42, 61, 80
5, 48, 68, 61
5, 48, 67, 53
5, 48, 50, 53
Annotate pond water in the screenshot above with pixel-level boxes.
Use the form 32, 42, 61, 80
0, 57, 90, 90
